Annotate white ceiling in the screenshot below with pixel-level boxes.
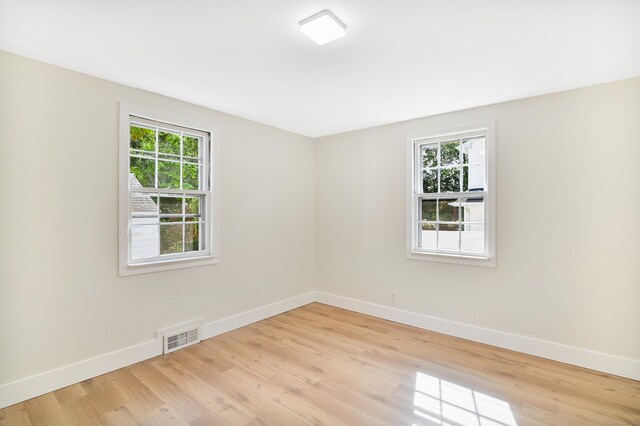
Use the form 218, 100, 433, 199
1, 0, 639, 137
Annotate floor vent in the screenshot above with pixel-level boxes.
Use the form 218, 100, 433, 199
157, 319, 203, 355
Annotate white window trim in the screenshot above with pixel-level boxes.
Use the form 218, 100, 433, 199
406, 120, 496, 267
119, 102, 220, 276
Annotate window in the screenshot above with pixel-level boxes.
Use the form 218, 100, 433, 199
119, 104, 218, 275
406, 122, 495, 266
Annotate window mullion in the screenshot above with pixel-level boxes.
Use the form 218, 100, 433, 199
154, 125, 159, 189
133, 187, 208, 196
414, 142, 420, 195
179, 132, 184, 190
457, 138, 462, 252
459, 137, 464, 190
437, 142, 441, 193
458, 199, 462, 253
182, 196, 186, 254
417, 195, 423, 249
415, 143, 421, 249
436, 143, 441, 250
417, 191, 485, 198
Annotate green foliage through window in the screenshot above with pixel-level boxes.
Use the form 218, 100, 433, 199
420, 139, 480, 194
159, 130, 180, 155
129, 124, 203, 191
130, 126, 155, 152
160, 224, 183, 255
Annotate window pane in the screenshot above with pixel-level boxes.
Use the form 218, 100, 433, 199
422, 169, 438, 193
131, 224, 159, 260
160, 196, 182, 215
438, 199, 460, 222
130, 125, 156, 152
420, 223, 437, 249
438, 223, 459, 251
463, 166, 468, 192
182, 163, 200, 190
421, 199, 437, 221
462, 137, 485, 164
183, 135, 200, 158
440, 140, 460, 167
461, 197, 484, 223
440, 168, 460, 192
421, 143, 438, 168
160, 224, 183, 255
131, 193, 158, 217
158, 160, 181, 188
461, 224, 484, 252
185, 197, 200, 216
130, 156, 156, 188
185, 223, 200, 252
463, 164, 485, 192
159, 130, 180, 155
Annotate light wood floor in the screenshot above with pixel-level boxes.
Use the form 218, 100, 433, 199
1, 303, 638, 425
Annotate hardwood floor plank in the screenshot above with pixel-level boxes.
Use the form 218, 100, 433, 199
1, 303, 638, 425
102, 405, 139, 426
165, 350, 306, 425
24, 393, 72, 426
57, 396, 110, 426
149, 354, 255, 425
199, 339, 280, 380
0, 403, 32, 426
52, 384, 87, 406
127, 361, 214, 424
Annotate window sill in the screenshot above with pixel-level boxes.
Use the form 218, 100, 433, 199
407, 250, 496, 267
120, 254, 219, 276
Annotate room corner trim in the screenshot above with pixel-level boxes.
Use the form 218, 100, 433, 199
202, 291, 316, 339
314, 291, 640, 381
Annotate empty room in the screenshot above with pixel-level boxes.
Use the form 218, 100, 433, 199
1, 1, 639, 425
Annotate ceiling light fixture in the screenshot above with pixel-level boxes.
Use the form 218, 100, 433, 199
300, 10, 346, 45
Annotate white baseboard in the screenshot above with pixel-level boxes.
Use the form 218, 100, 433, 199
0, 291, 315, 410
2, 289, 637, 410
315, 291, 640, 381
0, 340, 158, 410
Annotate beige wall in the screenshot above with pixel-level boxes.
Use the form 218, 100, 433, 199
1, 49, 639, 387
0, 51, 316, 383
315, 77, 640, 360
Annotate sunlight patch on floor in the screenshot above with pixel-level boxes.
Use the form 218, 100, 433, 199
412, 372, 517, 426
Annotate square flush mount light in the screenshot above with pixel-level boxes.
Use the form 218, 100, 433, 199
300, 10, 346, 45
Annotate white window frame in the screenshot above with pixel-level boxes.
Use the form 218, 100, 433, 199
119, 103, 219, 276
406, 121, 496, 267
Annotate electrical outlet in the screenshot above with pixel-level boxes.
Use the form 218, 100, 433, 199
390, 292, 397, 303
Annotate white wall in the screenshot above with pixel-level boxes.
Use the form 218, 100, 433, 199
1, 48, 638, 394
0, 51, 315, 384
315, 78, 640, 361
